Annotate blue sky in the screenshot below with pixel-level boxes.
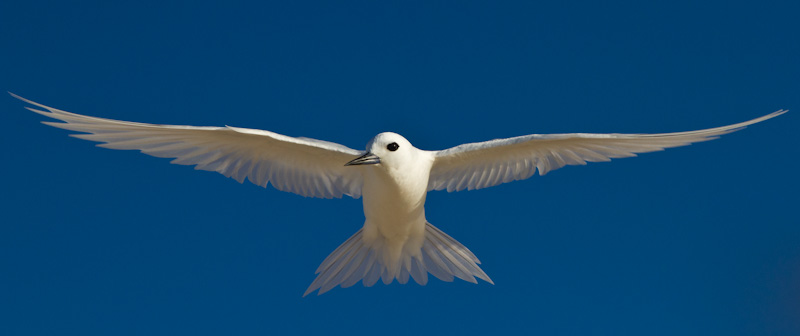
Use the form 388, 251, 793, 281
1, 1, 798, 335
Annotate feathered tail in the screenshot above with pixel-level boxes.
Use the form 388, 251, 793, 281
303, 222, 493, 296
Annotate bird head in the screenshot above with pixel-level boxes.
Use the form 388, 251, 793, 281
345, 132, 415, 170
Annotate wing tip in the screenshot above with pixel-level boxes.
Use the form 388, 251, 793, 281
742, 109, 787, 125
11, 92, 64, 118
9, 91, 38, 107
716, 109, 788, 135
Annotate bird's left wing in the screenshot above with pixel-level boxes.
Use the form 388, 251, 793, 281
14, 93, 365, 199
428, 111, 785, 192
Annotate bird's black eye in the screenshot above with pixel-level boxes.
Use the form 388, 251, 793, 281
387, 142, 399, 151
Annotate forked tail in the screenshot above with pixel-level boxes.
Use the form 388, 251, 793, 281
303, 222, 493, 296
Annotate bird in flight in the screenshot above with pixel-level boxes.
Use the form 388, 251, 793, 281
11, 92, 785, 296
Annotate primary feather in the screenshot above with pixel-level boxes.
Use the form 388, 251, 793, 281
428, 111, 786, 192
11, 93, 364, 199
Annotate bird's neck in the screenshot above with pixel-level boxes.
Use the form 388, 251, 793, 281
361, 151, 434, 218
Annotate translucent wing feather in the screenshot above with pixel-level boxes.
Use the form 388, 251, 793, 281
14, 93, 364, 199
428, 111, 786, 192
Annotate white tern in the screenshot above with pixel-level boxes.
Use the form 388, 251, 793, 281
12, 93, 785, 296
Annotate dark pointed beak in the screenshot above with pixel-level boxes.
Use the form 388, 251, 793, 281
345, 152, 381, 166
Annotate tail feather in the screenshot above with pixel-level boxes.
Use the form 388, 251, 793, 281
303, 222, 493, 296
409, 258, 427, 285
424, 224, 492, 283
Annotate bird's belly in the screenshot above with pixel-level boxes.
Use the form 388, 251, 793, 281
360, 176, 428, 248
362, 190, 426, 239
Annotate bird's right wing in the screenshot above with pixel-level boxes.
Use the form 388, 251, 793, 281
428, 111, 786, 192
14, 93, 365, 199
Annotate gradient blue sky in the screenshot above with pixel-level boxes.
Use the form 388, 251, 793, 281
1, 1, 798, 335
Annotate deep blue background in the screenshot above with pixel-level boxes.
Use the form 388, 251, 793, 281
1, 1, 798, 335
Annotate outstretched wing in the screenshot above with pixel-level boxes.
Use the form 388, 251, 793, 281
14, 93, 365, 199
428, 111, 786, 192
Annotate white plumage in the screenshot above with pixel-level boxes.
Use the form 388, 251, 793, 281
12, 93, 785, 296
